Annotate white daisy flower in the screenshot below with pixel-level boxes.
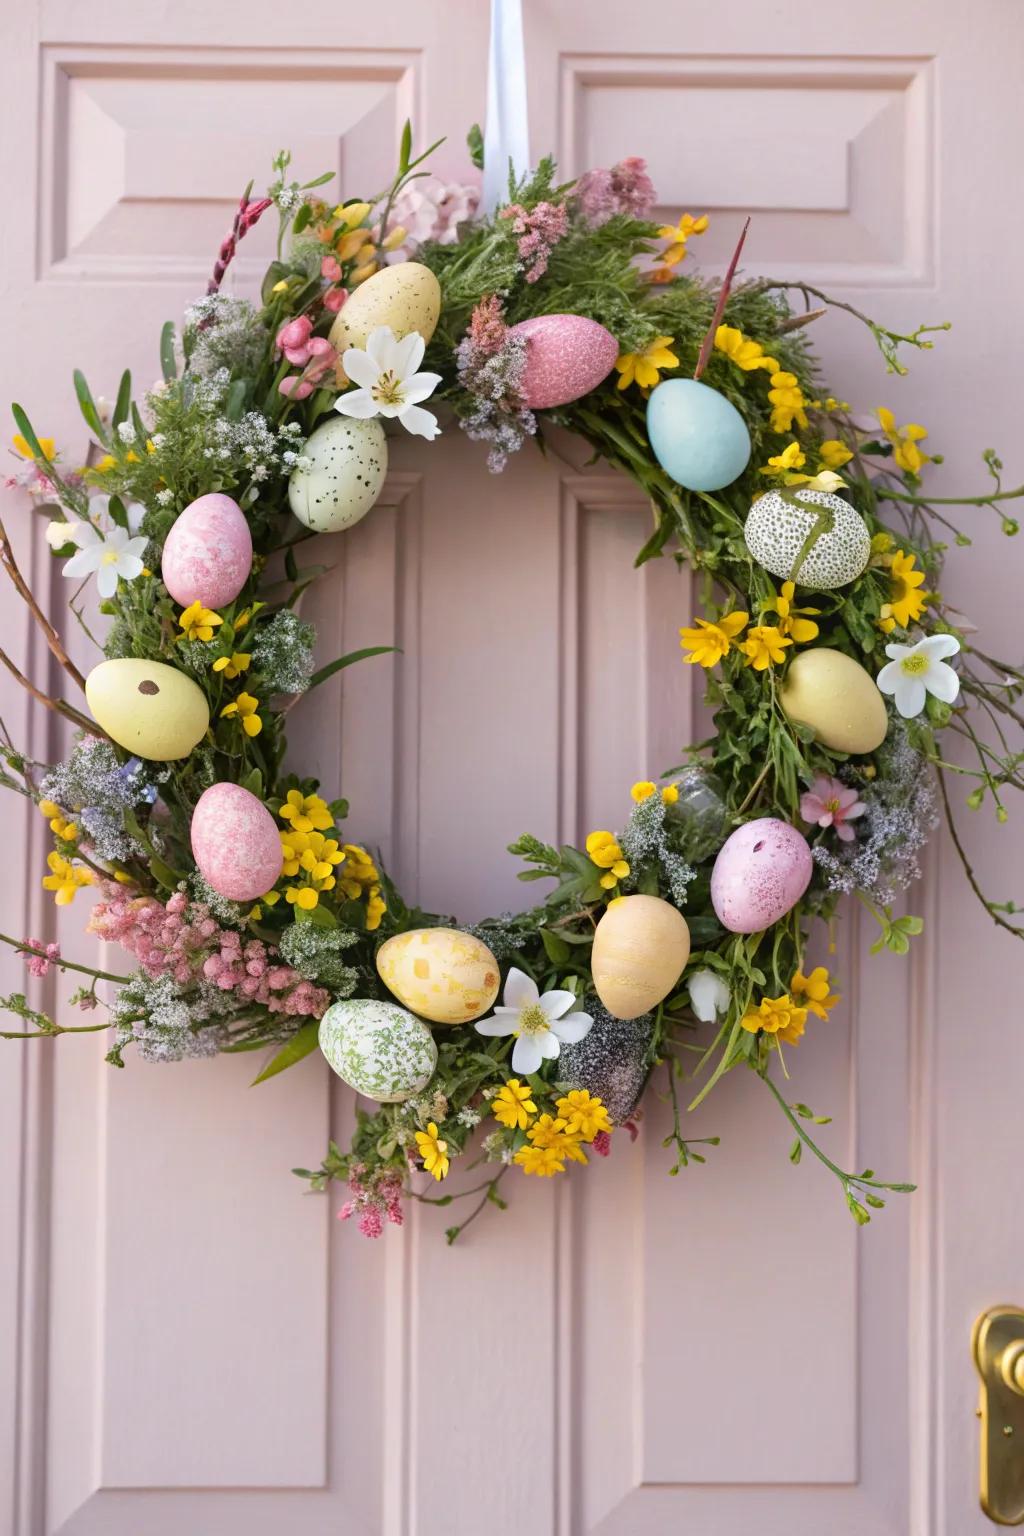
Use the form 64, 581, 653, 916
687, 969, 731, 1024
334, 325, 442, 440
876, 633, 961, 719
475, 966, 593, 1075
61, 523, 149, 599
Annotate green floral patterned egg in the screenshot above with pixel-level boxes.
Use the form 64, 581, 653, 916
318, 999, 437, 1103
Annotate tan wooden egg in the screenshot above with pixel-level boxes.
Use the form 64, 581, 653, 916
591, 895, 691, 1021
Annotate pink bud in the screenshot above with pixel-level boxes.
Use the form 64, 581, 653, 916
278, 375, 315, 400
276, 314, 314, 365
323, 286, 347, 313
321, 255, 342, 282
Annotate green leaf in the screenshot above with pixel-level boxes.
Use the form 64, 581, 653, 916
106, 495, 129, 530
71, 372, 110, 445
467, 122, 484, 170
399, 119, 412, 173
308, 646, 396, 691
240, 768, 264, 797
148, 855, 181, 892
112, 370, 132, 430
540, 928, 571, 965
251, 1021, 320, 1084
160, 321, 177, 382
293, 203, 313, 235
224, 379, 248, 422
11, 404, 54, 464
300, 170, 335, 190
261, 262, 291, 305
284, 544, 299, 583
789, 1137, 802, 1164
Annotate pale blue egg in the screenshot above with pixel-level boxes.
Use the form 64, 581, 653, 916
646, 379, 752, 491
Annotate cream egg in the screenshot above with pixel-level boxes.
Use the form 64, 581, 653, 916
375, 928, 500, 1025
328, 262, 442, 353
591, 895, 691, 1020
86, 658, 209, 761
780, 647, 888, 754
287, 416, 388, 533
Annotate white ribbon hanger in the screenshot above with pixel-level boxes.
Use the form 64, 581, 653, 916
482, 0, 531, 211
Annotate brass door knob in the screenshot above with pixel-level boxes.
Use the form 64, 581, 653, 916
974, 1307, 1024, 1525
1003, 1342, 1024, 1397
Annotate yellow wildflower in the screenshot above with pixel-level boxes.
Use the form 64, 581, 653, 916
657, 212, 709, 266
278, 789, 333, 834
94, 454, 117, 473
337, 843, 380, 899
365, 885, 387, 931
281, 829, 345, 908
879, 549, 927, 632
661, 784, 679, 804
232, 603, 264, 633
493, 1078, 538, 1130
679, 610, 748, 668
178, 601, 223, 643
212, 651, 251, 679
585, 831, 629, 889
631, 780, 657, 802
42, 851, 94, 906
414, 1122, 450, 1181
760, 441, 806, 478
514, 1143, 567, 1177
220, 691, 263, 737
740, 624, 792, 671
556, 1089, 612, 1141
768, 371, 808, 434
39, 799, 77, 838
790, 966, 840, 1021
271, 279, 290, 294
13, 434, 55, 461
714, 325, 777, 373
335, 200, 371, 229
740, 992, 808, 1043
615, 335, 679, 391
766, 581, 820, 643
877, 408, 930, 476
526, 1114, 589, 1165
819, 438, 853, 470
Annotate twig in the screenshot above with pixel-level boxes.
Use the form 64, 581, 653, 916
0, 934, 129, 983
775, 306, 827, 334
0, 517, 86, 690
937, 768, 1024, 938
0, 647, 107, 739
693, 216, 751, 381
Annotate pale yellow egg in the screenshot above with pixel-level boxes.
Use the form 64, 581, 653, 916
329, 262, 442, 353
780, 647, 888, 754
376, 928, 500, 1025
85, 658, 209, 762
591, 895, 691, 1020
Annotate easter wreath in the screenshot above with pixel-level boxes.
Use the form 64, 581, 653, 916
3, 130, 1023, 1243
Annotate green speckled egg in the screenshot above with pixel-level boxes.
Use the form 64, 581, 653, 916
287, 417, 388, 533
85, 658, 209, 761
318, 998, 437, 1103
328, 262, 441, 352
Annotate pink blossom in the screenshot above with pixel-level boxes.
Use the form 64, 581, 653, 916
575, 156, 657, 227
322, 286, 347, 314
276, 315, 314, 365
278, 375, 315, 401
800, 776, 867, 843
499, 200, 569, 282
304, 336, 337, 382
22, 937, 60, 978
320, 255, 342, 282
384, 176, 480, 262
591, 1130, 612, 1157
467, 294, 508, 357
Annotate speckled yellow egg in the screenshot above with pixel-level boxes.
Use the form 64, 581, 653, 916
328, 262, 442, 352
376, 928, 500, 1025
780, 647, 888, 754
85, 658, 210, 761
591, 895, 691, 1020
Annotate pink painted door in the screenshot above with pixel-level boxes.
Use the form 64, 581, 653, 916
1, 3, 1022, 1533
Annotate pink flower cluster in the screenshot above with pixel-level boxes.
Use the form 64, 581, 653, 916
22, 937, 60, 978
88, 887, 329, 1017
575, 156, 657, 227
338, 1164, 405, 1238
384, 176, 480, 262
499, 200, 569, 282
275, 315, 340, 400
318, 255, 348, 314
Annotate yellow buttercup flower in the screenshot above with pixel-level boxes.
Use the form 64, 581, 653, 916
790, 966, 840, 1021
760, 441, 806, 477
679, 610, 748, 668
661, 783, 679, 804
556, 1089, 612, 1141
740, 992, 808, 1045
740, 624, 792, 671
527, 1114, 589, 1165
768, 371, 808, 434
414, 1122, 450, 1181
232, 602, 264, 633
879, 549, 927, 632
714, 325, 777, 373
514, 1143, 567, 1177
178, 601, 223, 643
220, 691, 263, 737
365, 885, 387, 931
766, 581, 820, 643
337, 843, 380, 900
278, 789, 333, 833
585, 831, 629, 889
615, 334, 679, 391
13, 433, 55, 461
877, 408, 930, 476
281, 829, 345, 908
631, 780, 657, 802
657, 212, 709, 266
39, 798, 76, 837
212, 652, 251, 679
493, 1078, 538, 1130
93, 454, 117, 473
819, 438, 853, 470
42, 852, 94, 906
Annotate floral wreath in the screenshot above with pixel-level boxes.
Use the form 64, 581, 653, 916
4, 128, 1021, 1243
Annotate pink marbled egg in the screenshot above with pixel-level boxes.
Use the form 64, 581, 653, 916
710, 817, 812, 935
161, 494, 252, 610
190, 783, 282, 903
507, 314, 619, 409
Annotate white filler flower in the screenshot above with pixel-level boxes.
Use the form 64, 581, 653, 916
334, 325, 442, 439
62, 523, 148, 599
876, 633, 961, 719
687, 969, 731, 1023
475, 967, 593, 1074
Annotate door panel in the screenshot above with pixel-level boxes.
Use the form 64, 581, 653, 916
2, 3, 1022, 1533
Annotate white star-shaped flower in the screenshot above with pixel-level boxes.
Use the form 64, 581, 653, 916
61, 523, 149, 599
876, 633, 961, 719
475, 967, 593, 1075
687, 969, 732, 1024
334, 325, 442, 440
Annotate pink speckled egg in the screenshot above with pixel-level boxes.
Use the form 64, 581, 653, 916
190, 783, 282, 903
161, 494, 252, 610
507, 314, 619, 409
710, 817, 812, 935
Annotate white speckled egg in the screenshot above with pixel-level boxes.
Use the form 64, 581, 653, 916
376, 929, 500, 1025
190, 783, 283, 902
780, 647, 889, 754
710, 818, 812, 934
591, 895, 691, 1020
318, 998, 438, 1102
744, 489, 870, 590
287, 417, 388, 533
506, 314, 619, 409
86, 658, 209, 761
160, 494, 252, 609
328, 262, 442, 352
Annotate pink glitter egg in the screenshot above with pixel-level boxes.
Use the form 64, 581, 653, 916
190, 784, 283, 903
710, 817, 812, 935
507, 314, 619, 409
161, 494, 252, 610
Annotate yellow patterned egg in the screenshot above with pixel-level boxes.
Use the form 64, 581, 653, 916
591, 895, 691, 1020
376, 928, 500, 1025
329, 262, 442, 353
780, 647, 888, 754
85, 658, 210, 762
